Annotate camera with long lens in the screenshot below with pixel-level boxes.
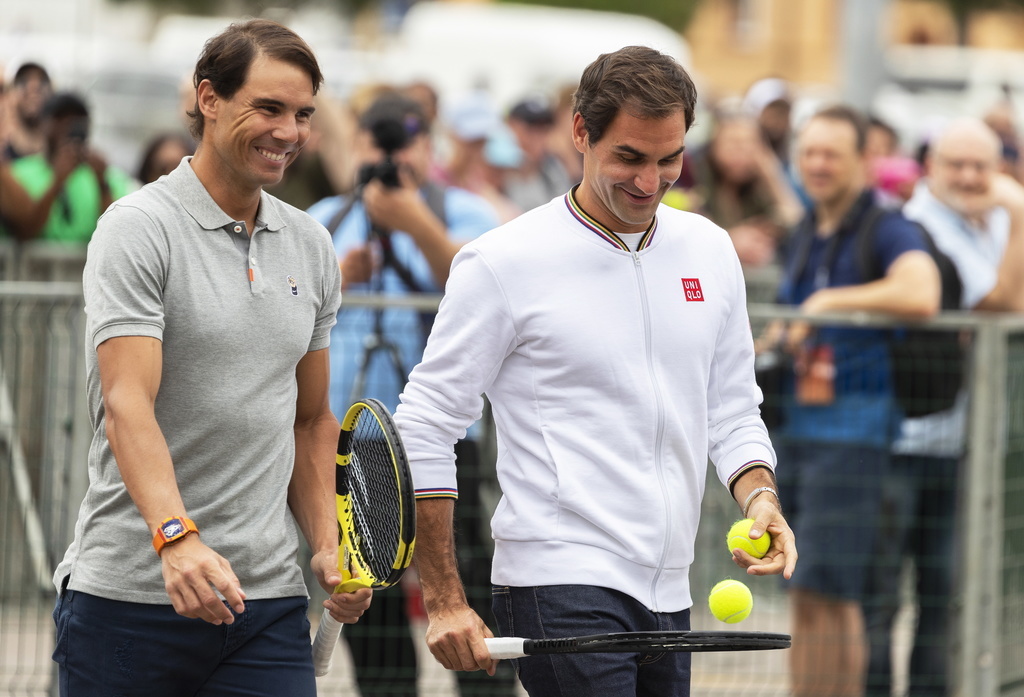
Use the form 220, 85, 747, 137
357, 113, 413, 189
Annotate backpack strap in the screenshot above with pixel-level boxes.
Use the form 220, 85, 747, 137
854, 205, 889, 283
856, 209, 965, 310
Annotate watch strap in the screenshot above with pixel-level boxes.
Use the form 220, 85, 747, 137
152, 516, 199, 554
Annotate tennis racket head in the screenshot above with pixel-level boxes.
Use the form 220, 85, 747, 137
520, 630, 791, 655
335, 397, 416, 590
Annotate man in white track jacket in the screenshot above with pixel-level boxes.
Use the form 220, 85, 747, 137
395, 46, 798, 697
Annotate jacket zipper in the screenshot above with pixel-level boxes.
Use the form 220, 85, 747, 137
632, 250, 672, 612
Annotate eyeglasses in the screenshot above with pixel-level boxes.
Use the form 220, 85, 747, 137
934, 156, 995, 174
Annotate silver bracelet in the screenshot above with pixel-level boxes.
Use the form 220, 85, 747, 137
742, 486, 780, 518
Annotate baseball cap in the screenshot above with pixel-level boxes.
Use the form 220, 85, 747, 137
446, 91, 500, 142
742, 77, 790, 117
485, 125, 524, 169
509, 94, 555, 126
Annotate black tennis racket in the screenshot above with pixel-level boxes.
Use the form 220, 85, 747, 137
311, 398, 416, 677
485, 630, 791, 659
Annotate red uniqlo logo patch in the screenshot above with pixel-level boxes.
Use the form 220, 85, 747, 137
681, 278, 704, 302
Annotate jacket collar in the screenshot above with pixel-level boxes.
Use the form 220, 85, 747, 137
564, 185, 658, 252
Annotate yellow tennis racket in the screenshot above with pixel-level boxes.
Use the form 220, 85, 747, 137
311, 398, 416, 677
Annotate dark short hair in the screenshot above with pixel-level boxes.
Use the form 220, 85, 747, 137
137, 132, 196, 183
572, 45, 697, 144
187, 19, 323, 140
43, 92, 88, 121
13, 62, 50, 87
808, 104, 869, 153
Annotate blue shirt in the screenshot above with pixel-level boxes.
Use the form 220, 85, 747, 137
777, 190, 929, 446
307, 186, 498, 415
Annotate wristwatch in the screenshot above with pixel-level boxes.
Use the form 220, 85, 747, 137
152, 516, 199, 555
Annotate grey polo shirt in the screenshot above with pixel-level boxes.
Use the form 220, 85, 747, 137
54, 159, 342, 603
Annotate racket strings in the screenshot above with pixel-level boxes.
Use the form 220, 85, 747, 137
347, 413, 404, 581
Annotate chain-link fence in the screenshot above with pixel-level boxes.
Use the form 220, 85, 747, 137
2, 247, 1024, 696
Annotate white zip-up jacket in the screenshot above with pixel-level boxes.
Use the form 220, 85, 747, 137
395, 192, 775, 612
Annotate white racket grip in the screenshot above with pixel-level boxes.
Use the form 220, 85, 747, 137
312, 609, 344, 677
485, 637, 527, 659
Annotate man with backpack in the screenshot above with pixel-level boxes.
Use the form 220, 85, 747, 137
769, 104, 941, 697
866, 117, 1024, 697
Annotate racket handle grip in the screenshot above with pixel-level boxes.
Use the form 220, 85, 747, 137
484, 637, 527, 659
312, 609, 344, 677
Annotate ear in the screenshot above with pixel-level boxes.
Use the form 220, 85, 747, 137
571, 112, 589, 156
196, 79, 219, 124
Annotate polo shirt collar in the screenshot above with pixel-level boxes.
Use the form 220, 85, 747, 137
168, 157, 286, 233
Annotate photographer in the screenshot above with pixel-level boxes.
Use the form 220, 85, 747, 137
307, 91, 507, 697
6, 92, 132, 243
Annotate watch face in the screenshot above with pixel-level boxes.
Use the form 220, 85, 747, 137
162, 519, 185, 538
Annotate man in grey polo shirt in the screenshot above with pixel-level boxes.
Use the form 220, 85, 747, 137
51, 20, 371, 696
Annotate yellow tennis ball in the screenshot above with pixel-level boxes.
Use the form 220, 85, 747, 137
726, 518, 771, 559
709, 579, 753, 623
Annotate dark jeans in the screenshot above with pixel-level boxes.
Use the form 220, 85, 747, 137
491, 584, 692, 697
52, 586, 314, 697
864, 453, 959, 697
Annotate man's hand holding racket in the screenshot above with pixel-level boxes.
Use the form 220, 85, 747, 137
310, 399, 416, 676
423, 601, 498, 675
310, 547, 372, 624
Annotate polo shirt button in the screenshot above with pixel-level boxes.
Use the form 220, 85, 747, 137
233, 225, 242, 233
250, 257, 257, 265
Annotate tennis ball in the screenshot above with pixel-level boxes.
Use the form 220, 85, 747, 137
708, 579, 753, 624
726, 518, 771, 559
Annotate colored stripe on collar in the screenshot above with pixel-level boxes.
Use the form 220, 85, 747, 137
564, 187, 657, 252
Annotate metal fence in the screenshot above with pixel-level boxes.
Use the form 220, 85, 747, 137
1, 246, 1023, 696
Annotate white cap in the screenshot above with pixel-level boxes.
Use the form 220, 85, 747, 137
742, 77, 790, 117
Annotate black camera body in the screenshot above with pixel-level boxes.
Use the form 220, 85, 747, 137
67, 117, 89, 145
357, 160, 401, 188
358, 111, 415, 189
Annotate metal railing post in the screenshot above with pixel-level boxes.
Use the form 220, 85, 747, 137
958, 320, 1009, 697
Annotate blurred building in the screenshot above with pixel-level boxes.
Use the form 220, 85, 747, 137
684, 0, 1024, 97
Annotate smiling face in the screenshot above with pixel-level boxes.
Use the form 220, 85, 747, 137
572, 107, 687, 233
194, 52, 315, 198
796, 116, 866, 209
927, 120, 1002, 218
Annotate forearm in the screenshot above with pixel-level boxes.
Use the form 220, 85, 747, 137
289, 412, 341, 555
7, 178, 63, 240
105, 397, 186, 532
982, 213, 1024, 312
404, 209, 461, 287
415, 497, 469, 615
804, 251, 940, 319
760, 165, 804, 229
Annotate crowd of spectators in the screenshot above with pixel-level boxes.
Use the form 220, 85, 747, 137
5, 53, 1021, 270
4, 42, 1024, 697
